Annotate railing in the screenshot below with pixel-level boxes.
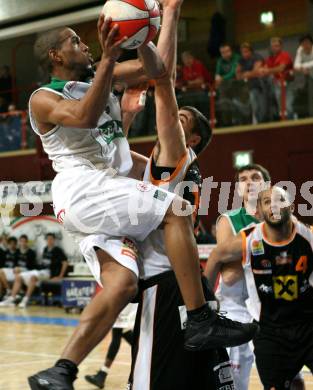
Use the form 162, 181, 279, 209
0, 110, 35, 153
0, 72, 312, 153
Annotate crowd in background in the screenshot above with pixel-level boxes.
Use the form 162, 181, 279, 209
0, 233, 68, 308
1, 33, 313, 147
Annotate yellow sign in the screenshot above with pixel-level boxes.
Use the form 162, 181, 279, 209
273, 275, 298, 301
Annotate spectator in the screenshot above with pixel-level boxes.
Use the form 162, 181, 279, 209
215, 44, 250, 126
294, 34, 313, 116
17, 235, 37, 273
215, 44, 240, 87
0, 237, 20, 298
237, 42, 268, 123
181, 51, 212, 90
261, 37, 294, 119
0, 232, 68, 308
0, 65, 12, 107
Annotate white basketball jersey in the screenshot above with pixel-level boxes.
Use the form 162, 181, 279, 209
28, 79, 132, 175
139, 147, 197, 279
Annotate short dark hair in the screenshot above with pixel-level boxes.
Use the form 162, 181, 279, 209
34, 27, 68, 74
46, 232, 56, 239
299, 34, 313, 44
8, 236, 17, 244
180, 106, 212, 155
240, 42, 253, 51
19, 234, 28, 240
235, 164, 271, 182
219, 43, 232, 50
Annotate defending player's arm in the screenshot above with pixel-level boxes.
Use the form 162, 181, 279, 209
153, 1, 187, 167
217, 216, 244, 285
113, 42, 165, 86
31, 16, 126, 133
204, 233, 243, 290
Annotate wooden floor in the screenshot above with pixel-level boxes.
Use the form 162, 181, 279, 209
0, 306, 312, 390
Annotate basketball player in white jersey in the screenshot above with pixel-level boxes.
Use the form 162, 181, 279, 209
27, 15, 256, 390
127, 1, 234, 388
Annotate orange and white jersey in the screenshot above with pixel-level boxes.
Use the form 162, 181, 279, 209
138, 147, 200, 279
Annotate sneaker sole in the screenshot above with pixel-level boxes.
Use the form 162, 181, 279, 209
84, 377, 104, 389
28, 375, 69, 390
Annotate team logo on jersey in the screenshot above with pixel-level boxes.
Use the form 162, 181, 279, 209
261, 259, 271, 268
121, 237, 139, 261
251, 240, 265, 255
98, 120, 124, 144
136, 182, 153, 192
275, 252, 293, 266
153, 189, 167, 202
56, 209, 66, 224
259, 284, 273, 294
273, 275, 298, 301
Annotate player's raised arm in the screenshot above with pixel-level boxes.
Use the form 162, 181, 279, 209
204, 233, 243, 290
31, 16, 126, 133
152, 0, 187, 167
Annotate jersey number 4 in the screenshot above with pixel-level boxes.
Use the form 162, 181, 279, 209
295, 256, 308, 274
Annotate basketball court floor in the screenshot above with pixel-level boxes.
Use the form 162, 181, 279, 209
0, 306, 312, 390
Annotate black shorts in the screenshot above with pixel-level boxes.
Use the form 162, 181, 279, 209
128, 271, 234, 390
254, 321, 313, 390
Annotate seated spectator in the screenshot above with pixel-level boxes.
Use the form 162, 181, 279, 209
0, 232, 68, 308
16, 235, 37, 273
215, 44, 240, 87
260, 37, 294, 119
0, 237, 20, 298
181, 51, 212, 90
294, 34, 313, 117
236, 42, 268, 123
215, 44, 250, 125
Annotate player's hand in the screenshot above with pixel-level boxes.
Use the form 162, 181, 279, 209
97, 14, 128, 63
158, 0, 183, 9
121, 83, 149, 114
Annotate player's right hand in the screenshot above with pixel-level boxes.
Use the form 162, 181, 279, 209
97, 14, 128, 63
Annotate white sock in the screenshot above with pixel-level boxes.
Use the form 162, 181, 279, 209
100, 365, 109, 374
22, 296, 29, 303
6, 296, 14, 303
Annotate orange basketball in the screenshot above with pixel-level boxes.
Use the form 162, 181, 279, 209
101, 0, 161, 50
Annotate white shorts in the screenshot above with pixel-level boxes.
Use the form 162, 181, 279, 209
79, 234, 140, 286
113, 303, 138, 329
2, 268, 17, 282
52, 168, 175, 278
20, 270, 51, 286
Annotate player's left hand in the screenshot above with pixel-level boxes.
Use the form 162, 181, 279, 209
121, 83, 149, 114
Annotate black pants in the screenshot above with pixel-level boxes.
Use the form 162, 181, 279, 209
128, 271, 234, 390
254, 321, 313, 390
106, 328, 133, 362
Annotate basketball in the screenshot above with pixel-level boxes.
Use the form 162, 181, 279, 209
101, 0, 161, 50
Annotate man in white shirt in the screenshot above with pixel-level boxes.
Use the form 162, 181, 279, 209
294, 34, 313, 116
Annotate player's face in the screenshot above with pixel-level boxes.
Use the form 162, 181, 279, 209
46, 236, 55, 248
8, 240, 17, 251
19, 238, 28, 250
237, 169, 266, 203
179, 109, 201, 148
259, 188, 292, 226
56, 28, 94, 80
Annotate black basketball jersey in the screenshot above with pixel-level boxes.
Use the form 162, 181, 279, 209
18, 248, 37, 270
242, 221, 313, 327
4, 249, 20, 268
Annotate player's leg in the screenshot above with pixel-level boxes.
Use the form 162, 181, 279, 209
28, 249, 137, 390
122, 330, 133, 344
85, 328, 124, 389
